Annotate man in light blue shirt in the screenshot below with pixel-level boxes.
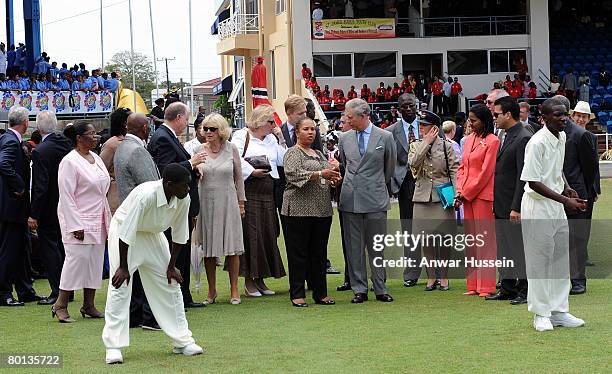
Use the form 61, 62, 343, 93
107, 72, 120, 93
18, 75, 30, 91
0, 74, 8, 90
93, 69, 105, 90
57, 74, 70, 90
49, 62, 59, 79
71, 76, 81, 91
442, 77, 452, 116
58, 63, 69, 77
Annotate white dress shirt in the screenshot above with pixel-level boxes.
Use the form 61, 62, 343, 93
521, 125, 566, 200
231, 128, 287, 180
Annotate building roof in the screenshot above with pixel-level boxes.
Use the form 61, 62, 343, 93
194, 77, 222, 88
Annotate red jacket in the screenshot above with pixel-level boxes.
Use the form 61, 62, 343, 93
319, 96, 331, 110
360, 88, 371, 98
509, 86, 522, 99
528, 87, 537, 99
392, 87, 401, 98
456, 133, 500, 202
347, 89, 357, 99
376, 87, 386, 97
432, 81, 443, 95
451, 82, 462, 95
384, 89, 392, 101
301, 67, 312, 80
335, 96, 347, 110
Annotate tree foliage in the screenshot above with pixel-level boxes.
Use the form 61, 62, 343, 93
105, 51, 157, 107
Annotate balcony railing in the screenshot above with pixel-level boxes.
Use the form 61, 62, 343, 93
218, 13, 259, 40
396, 16, 527, 38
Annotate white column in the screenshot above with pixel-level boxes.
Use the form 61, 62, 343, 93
528, 0, 550, 90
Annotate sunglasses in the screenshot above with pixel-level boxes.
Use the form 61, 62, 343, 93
202, 127, 218, 132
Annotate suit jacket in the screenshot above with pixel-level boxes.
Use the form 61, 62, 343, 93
408, 137, 459, 203
456, 133, 500, 202
30, 133, 73, 226
493, 123, 532, 218
523, 120, 542, 135
114, 135, 161, 204
147, 124, 199, 217
338, 124, 396, 213
0, 130, 29, 223
563, 120, 598, 201
279, 122, 323, 151
590, 132, 601, 196
386, 119, 416, 194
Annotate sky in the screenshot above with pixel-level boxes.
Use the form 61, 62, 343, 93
0, 0, 222, 85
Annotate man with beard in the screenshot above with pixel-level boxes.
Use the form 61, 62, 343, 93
386, 93, 421, 287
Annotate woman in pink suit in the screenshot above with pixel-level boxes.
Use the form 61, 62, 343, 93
455, 104, 499, 297
52, 121, 111, 323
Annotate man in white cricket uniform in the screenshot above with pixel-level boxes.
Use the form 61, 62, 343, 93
102, 164, 203, 363
520, 98, 587, 332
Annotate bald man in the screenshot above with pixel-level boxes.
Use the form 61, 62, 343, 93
113, 113, 161, 330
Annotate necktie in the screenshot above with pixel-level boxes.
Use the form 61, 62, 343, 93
290, 128, 296, 145
498, 129, 506, 154
408, 125, 415, 144
358, 131, 365, 157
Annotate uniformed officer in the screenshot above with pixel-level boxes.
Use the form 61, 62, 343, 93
408, 110, 459, 291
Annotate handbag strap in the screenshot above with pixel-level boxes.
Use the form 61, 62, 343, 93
242, 130, 250, 158
442, 139, 452, 185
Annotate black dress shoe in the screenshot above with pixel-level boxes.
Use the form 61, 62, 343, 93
37, 296, 58, 305
0, 297, 24, 307
291, 300, 308, 307
142, 323, 162, 331
375, 294, 394, 302
185, 301, 206, 308
326, 265, 340, 274
314, 298, 335, 305
585, 259, 595, 266
336, 282, 351, 291
351, 293, 368, 304
570, 285, 586, 295
19, 294, 44, 303
510, 296, 527, 305
403, 279, 417, 287
485, 292, 511, 301
496, 281, 501, 289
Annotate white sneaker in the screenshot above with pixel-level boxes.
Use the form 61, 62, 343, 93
533, 315, 554, 332
105, 348, 123, 364
550, 312, 585, 328
173, 343, 204, 356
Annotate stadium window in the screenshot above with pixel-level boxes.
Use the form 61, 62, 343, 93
275, 0, 286, 15
490, 50, 510, 73
489, 49, 527, 73
354, 53, 396, 78
313, 55, 333, 77
447, 50, 488, 75
332, 54, 352, 77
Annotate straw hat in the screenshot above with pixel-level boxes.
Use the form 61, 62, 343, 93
569, 101, 595, 120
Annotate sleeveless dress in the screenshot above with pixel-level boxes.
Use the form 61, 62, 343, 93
195, 142, 245, 258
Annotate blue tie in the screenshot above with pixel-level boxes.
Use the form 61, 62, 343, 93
358, 131, 365, 157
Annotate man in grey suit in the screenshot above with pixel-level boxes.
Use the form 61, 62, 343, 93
386, 93, 421, 287
339, 98, 396, 303
114, 113, 162, 330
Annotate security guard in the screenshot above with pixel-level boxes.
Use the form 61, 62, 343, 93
407, 110, 459, 291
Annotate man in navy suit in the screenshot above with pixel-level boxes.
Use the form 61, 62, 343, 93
28, 111, 73, 305
0, 106, 41, 306
147, 102, 206, 308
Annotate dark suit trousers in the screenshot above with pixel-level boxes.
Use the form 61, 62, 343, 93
567, 211, 589, 286
494, 217, 527, 298
399, 177, 421, 281
450, 94, 459, 115
37, 223, 65, 298
0, 221, 36, 299
283, 216, 332, 300
433, 95, 443, 115
164, 219, 194, 304
585, 198, 594, 259
129, 270, 157, 327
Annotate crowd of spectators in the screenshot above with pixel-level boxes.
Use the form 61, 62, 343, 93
0, 43, 120, 93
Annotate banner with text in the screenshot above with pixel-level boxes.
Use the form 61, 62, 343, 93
1, 91, 114, 115
312, 18, 396, 40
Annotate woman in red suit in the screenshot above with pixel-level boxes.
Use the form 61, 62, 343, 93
455, 104, 499, 297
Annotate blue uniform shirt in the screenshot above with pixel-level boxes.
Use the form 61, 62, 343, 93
71, 81, 80, 91
57, 79, 70, 90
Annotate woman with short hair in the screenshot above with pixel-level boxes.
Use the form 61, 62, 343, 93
194, 114, 245, 305
53, 120, 111, 322
231, 105, 287, 297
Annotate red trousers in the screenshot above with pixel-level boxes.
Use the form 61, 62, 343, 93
463, 198, 497, 293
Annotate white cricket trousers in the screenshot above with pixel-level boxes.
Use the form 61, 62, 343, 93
102, 219, 195, 349
521, 193, 571, 318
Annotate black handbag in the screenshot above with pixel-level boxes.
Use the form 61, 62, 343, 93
242, 131, 272, 171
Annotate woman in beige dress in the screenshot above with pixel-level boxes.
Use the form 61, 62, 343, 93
194, 114, 245, 305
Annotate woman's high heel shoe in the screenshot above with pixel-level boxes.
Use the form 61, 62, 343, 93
291, 300, 308, 308
425, 283, 437, 291
202, 292, 217, 306
439, 282, 450, 291
52, 305, 76, 323
80, 305, 104, 318
244, 287, 262, 297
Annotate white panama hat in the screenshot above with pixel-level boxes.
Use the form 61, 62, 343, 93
569, 101, 595, 120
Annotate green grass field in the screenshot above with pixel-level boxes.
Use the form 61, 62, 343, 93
1, 182, 612, 373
